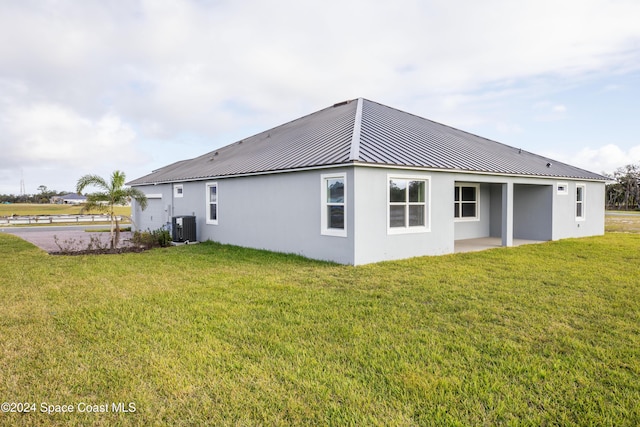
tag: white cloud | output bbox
[0,102,147,193]
[546,144,640,175]
[0,103,140,169]
[531,101,569,122]
[3,0,640,122]
[1,0,640,191]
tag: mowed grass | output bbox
[1,234,639,426]
[0,203,130,217]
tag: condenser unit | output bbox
[172,215,196,243]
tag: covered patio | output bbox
[453,181,553,254]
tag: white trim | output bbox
[454,183,480,222]
[349,98,363,161]
[321,173,347,237]
[145,193,163,199]
[173,184,184,198]
[205,181,218,225]
[387,173,431,235]
[557,182,569,195]
[576,184,586,221]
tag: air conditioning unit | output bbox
[172,215,196,243]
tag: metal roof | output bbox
[128,98,607,185]
[60,193,86,200]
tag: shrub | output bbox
[132,227,172,249]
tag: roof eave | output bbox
[351,162,607,181]
[128,160,607,186]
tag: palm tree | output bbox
[76,170,147,249]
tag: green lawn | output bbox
[1,234,639,426]
[0,203,130,217]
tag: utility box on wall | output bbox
[172,215,196,243]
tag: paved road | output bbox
[1,225,133,253]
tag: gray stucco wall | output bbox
[352,167,454,265]
[489,184,503,237]
[171,181,207,235]
[132,185,172,231]
[198,169,355,264]
[133,170,355,264]
[552,181,605,240]
[513,184,553,241]
[131,168,605,265]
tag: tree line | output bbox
[0,185,72,204]
[605,164,640,210]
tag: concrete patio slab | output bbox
[455,237,545,253]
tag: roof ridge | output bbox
[349,98,364,161]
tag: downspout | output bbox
[169,184,174,233]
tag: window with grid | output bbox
[389,178,428,231]
[321,174,346,237]
[454,185,479,220]
[576,185,585,220]
[206,182,218,225]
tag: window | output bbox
[576,184,585,220]
[206,182,218,225]
[557,182,568,195]
[388,176,429,233]
[174,184,184,198]
[454,184,479,220]
[321,173,346,237]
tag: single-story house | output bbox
[128,98,607,265]
[51,193,87,205]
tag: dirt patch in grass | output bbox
[605,212,640,233]
[49,246,149,256]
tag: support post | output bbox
[501,182,513,247]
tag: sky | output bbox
[1,0,640,195]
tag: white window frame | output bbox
[321,173,347,237]
[576,184,586,221]
[174,184,184,198]
[454,183,480,222]
[387,174,430,235]
[205,182,218,225]
[557,182,568,195]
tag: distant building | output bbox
[52,193,87,205]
